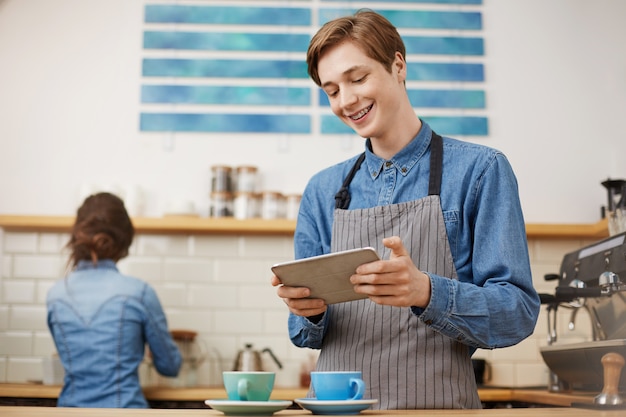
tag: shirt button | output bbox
[385,161,392,168]
[401,167,407,173]
[424,320,433,325]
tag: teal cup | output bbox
[311,371,365,401]
[222,371,275,401]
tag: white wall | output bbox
[1,0,625,223]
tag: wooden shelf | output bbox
[0,215,609,239]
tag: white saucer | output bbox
[295,398,378,415]
[204,399,292,416]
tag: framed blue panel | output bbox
[321,115,487,136]
[406,62,484,82]
[142,58,308,79]
[422,116,488,135]
[320,9,482,30]
[145,5,311,26]
[404,36,483,56]
[318,89,484,109]
[142,85,310,106]
[140,113,311,134]
[323,0,480,3]
[144,31,310,53]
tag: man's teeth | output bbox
[350,105,372,120]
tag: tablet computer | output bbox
[271,247,380,304]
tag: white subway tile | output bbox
[3,232,38,254]
[163,258,213,282]
[13,255,65,279]
[10,306,48,331]
[515,362,549,387]
[214,259,274,284]
[239,285,284,309]
[188,284,238,308]
[491,338,541,362]
[7,357,42,383]
[486,362,515,387]
[2,280,36,303]
[0,331,33,355]
[263,310,290,335]
[0,306,9,330]
[0,357,6,382]
[36,280,55,304]
[193,236,239,257]
[2,255,12,278]
[533,239,586,263]
[118,257,163,283]
[165,308,213,333]
[136,235,190,257]
[153,282,187,308]
[39,233,70,254]
[214,309,264,335]
[33,331,56,356]
[240,236,294,258]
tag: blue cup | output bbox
[311,371,365,401]
[223,371,275,401]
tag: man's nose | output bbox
[339,87,357,109]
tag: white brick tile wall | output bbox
[0,331,33,355]
[188,284,238,309]
[0,306,9,330]
[7,357,42,383]
[10,306,48,331]
[38,233,69,254]
[13,255,65,279]
[214,259,274,284]
[193,236,239,258]
[154,282,187,308]
[118,257,163,283]
[214,310,264,335]
[36,280,55,304]
[33,331,56,356]
[136,235,190,257]
[3,232,38,253]
[0,229,602,388]
[163,258,213,282]
[2,280,36,303]
[0,357,6,382]
[2,255,12,279]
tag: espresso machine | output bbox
[540,231,626,402]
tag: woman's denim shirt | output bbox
[47,260,181,408]
[289,122,540,352]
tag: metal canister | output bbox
[261,191,283,220]
[235,165,258,193]
[210,191,233,217]
[234,192,258,220]
[211,165,233,193]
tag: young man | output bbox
[272,10,539,409]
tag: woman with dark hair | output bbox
[47,192,181,408]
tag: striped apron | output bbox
[314,133,481,409]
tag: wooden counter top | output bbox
[0,215,610,239]
[0,384,598,407]
[0,405,623,417]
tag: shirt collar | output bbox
[75,259,118,272]
[363,121,432,180]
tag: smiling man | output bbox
[271,9,539,410]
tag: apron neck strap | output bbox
[335,152,366,209]
[334,131,444,209]
[428,131,443,196]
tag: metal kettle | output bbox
[233,343,283,371]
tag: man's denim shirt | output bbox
[289,122,540,352]
[47,260,181,408]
